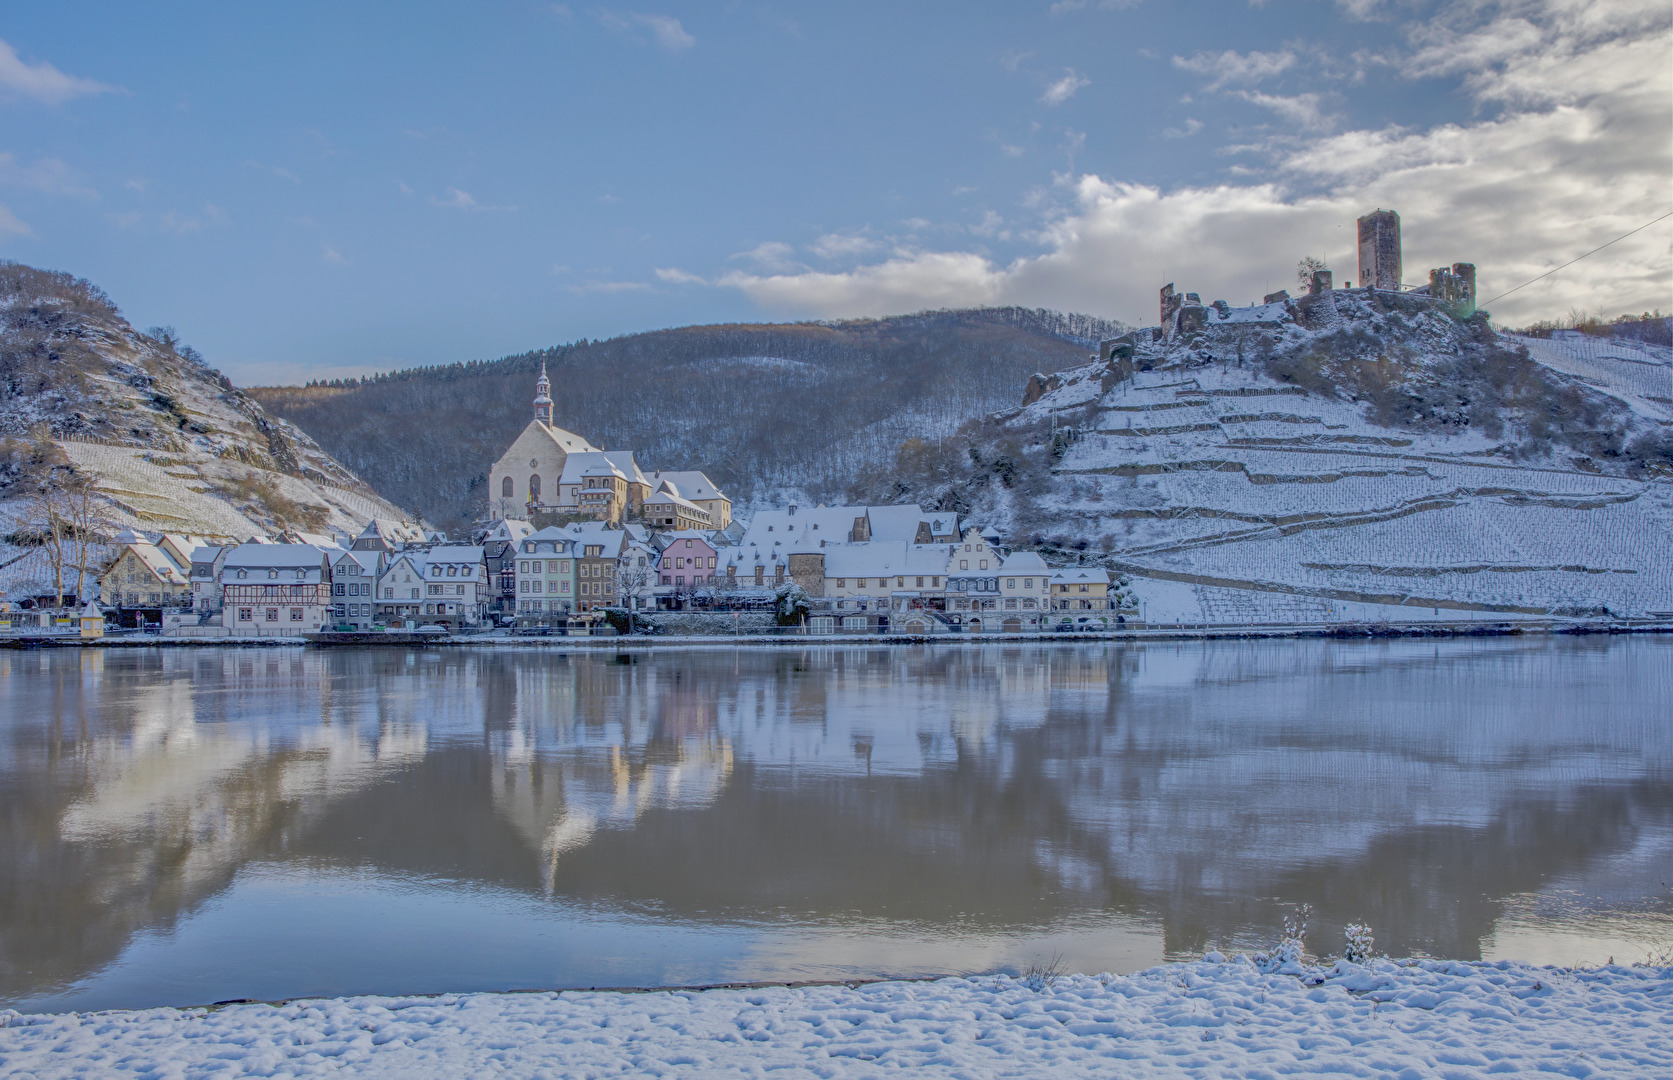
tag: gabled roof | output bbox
[108,541,189,582]
[644,469,726,502]
[527,419,599,455]
[331,549,381,574]
[481,518,535,543]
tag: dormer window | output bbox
[268,569,278,579]
[296,570,305,580]
[237,569,248,580]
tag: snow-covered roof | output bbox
[824,542,949,578]
[559,450,641,486]
[532,421,599,455]
[419,545,484,565]
[520,526,576,554]
[644,469,726,502]
[107,541,188,582]
[331,550,381,574]
[999,551,1050,574]
[482,518,535,543]
[1051,568,1111,584]
[221,543,330,570]
[658,530,718,549]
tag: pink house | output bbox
[657,532,718,587]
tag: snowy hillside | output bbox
[944,290,1673,621]
[251,308,1129,534]
[0,262,412,600]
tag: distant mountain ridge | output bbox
[252,307,1129,533]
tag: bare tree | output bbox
[611,558,655,632]
[24,483,69,607]
[65,475,112,604]
[1296,256,1329,290]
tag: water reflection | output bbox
[1,638,1669,1011]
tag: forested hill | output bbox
[250,307,1127,533]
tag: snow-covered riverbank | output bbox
[3,957,1667,1078]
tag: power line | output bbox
[1480,208,1673,307]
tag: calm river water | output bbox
[2,637,1669,1012]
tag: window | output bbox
[410,588,420,599]
[835,578,845,588]
[529,473,541,501]
[1007,579,1015,588]
[268,569,278,580]
[960,560,968,570]
[239,608,253,621]
[857,578,867,588]
[265,608,279,621]
[916,577,924,587]
[1024,579,1032,588]
[933,577,941,586]
[548,560,561,573]
[429,585,443,596]
[237,569,247,580]
[290,607,303,621]
[447,566,457,577]
[502,476,513,498]
[979,560,988,570]
[383,587,393,598]
[1079,584,1088,593]
[296,570,306,580]
[334,584,345,596]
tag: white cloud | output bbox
[809,232,882,260]
[601,12,695,51]
[432,187,478,210]
[1172,49,1295,91]
[569,280,652,293]
[0,38,117,104]
[0,153,95,196]
[0,202,30,235]
[714,17,1672,327]
[1163,117,1204,139]
[1234,90,1332,130]
[159,204,229,235]
[1040,69,1091,106]
[321,246,347,266]
[734,240,802,272]
[430,186,516,212]
[1000,143,1025,158]
[654,266,706,284]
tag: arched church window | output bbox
[502,476,513,498]
[529,474,541,501]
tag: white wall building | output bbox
[219,544,333,637]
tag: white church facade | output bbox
[487,364,731,528]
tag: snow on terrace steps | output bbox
[1032,360,1672,618]
[0,959,1665,1078]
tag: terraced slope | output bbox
[1006,293,1673,621]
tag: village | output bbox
[0,362,1120,639]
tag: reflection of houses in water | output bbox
[488,659,734,893]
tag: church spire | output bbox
[533,361,553,426]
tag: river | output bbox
[2,637,1668,1012]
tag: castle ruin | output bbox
[1142,208,1476,343]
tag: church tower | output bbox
[533,362,553,426]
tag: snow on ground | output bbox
[0,958,1666,1078]
[1514,331,1673,423]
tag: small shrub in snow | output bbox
[1343,922,1376,963]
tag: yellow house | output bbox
[99,535,192,608]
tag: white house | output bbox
[219,544,333,637]
[376,546,487,629]
[327,549,383,629]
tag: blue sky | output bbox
[1,1,1668,384]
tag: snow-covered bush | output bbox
[1343,922,1376,963]
[774,582,809,626]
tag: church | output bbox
[487,364,731,528]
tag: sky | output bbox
[1,0,1669,385]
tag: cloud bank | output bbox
[706,2,1672,326]
[0,38,117,104]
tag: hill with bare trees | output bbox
[251,308,1126,534]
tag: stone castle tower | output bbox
[1357,209,1402,291]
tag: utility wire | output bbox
[1480,208,1673,307]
